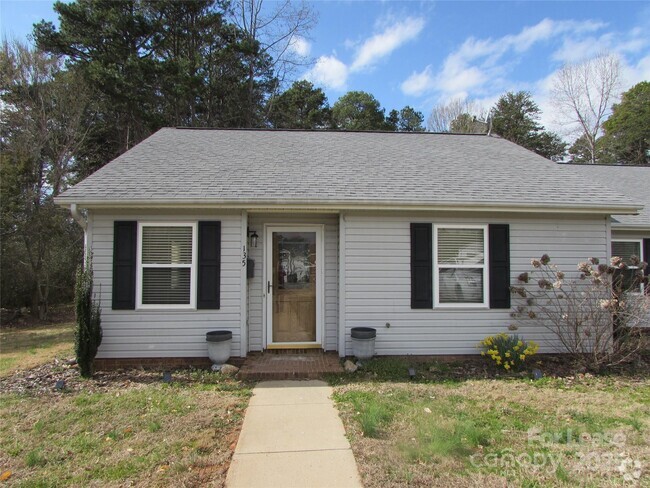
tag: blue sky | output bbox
[2,1,649,133]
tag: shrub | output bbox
[75,255,102,378]
[478,333,539,371]
[511,255,648,371]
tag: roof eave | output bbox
[610,223,650,231]
[54,197,642,216]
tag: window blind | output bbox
[612,241,641,264]
[437,228,485,265]
[142,227,192,264]
[437,228,486,304]
[141,226,193,305]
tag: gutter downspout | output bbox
[70,203,87,231]
[70,203,90,262]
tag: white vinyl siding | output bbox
[90,210,243,358]
[247,213,339,351]
[435,225,487,306]
[343,212,610,355]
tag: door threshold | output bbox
[266,343,322,350]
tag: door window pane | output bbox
[272,231,317,343]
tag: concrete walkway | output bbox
[226,380,363,488]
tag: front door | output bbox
[266,226,323,346]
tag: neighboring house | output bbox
[55,129,645,363]
[560,163,650,307]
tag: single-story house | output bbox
[558,163,649,277]
[55,128,648,364]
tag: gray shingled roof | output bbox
[559,163,650,228]
[57,128,641,213]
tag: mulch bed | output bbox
[338,352,650,384]
[3,351,649,396]
[0,359,227,396]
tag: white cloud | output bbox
[625,54,650,85]
[289,36,311,57]
[350,17,425,72]
[304,15,425,91]
[401,65,435,96]
[304,55,349,90]
[401,18,607,98]
[552,27,649,63]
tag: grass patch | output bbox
[332,363,650,487]
[402,417,490,461]
[0,374,252,486]
[25,449,47,468]
[335,390,397,437]
[0,323,74,376]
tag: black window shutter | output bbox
[489,224,510,309]
[197,221,221,309]
[410,223,433,309]
[112,221,137,310]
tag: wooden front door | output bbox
[267,227,321,345]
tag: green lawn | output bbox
[331,358,649,487]
[0,323,252,486]
[0,372,251,486]
[0,323,75,376]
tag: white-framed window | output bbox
[137,222,197,309]
[434,225,488,307]
[611,239,644,293]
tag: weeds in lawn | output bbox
[402,418,491,461]
[334,390,398,438]
[25,449,47,468]
[332,362,650,487]
[0,373,252,486]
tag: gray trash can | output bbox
[206,331,232,369]
[351,327,376,360]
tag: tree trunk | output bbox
[30,282,49,321]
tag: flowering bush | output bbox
[510,254,648,371]
[478,333,539,371]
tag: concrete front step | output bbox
[237,352,343,380]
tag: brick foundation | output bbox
[94,356,245,371]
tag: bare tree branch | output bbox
[551,53,621,164]
[427,98,488,133]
